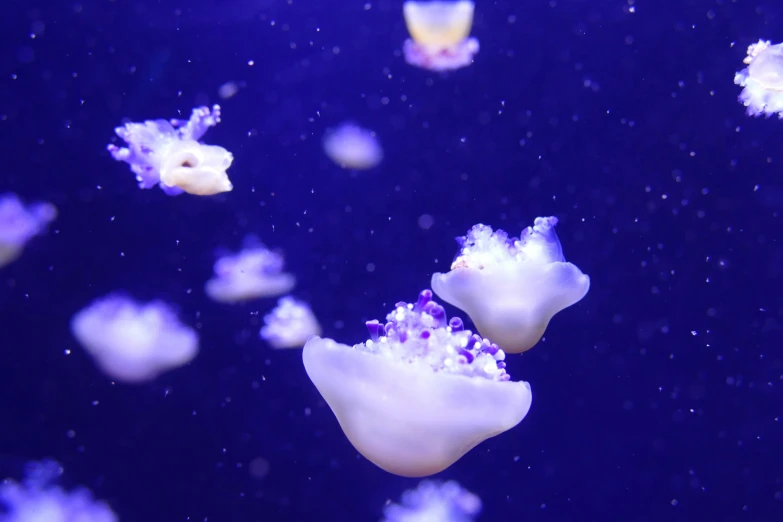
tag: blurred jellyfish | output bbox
[322,123,383,170]
[734,40,783,118]
[107,105,234,196]
[382,480,482,522]
[259,296,321,349]
[0,460,118,522]
[205,243,295,303]
[0,194,56,269]
[70,294,199,383]
[302,289,532,477]
[402,1,479,72]
[431,217,590,354]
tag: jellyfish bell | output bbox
[259,296,321,349]
[734,40,783,118]
[0,194,57,269]
[402,1,479,71]
[302,290,532,478]
[159,140,234,195]
[431,217,590,354]
[205,244,296,303]
[322,123,383,170]
[383,480,482,522]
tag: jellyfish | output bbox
[107,104,234,196]
[402,1,480,72]
[0,194,56,269]
[204,243,296,303]
[734,40,783,118]
[259,296,321,349]
[302,289,532,477]
[322,123,383,170]
[70,294,199,383]
[431,217,590,354]
[382,480,482,522]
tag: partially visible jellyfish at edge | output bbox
[205,242,296,303]
[734,40,783,118]
[0,193,57,269]
[402,1,479,72]
[322,122,383,170]
[259,296,322,349]
[382,480,482,522]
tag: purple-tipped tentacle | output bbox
[366,320,384,342]
[449,317,464,332]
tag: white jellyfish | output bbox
[0,194,56,269]
[259,296,321,349]
[431,217,590,354]
[205,243,296,303]
[107,105,234,196]
[302,290,532,478]
[734,40,783,118]
[70,294,199,383]
[402,1,480,72]
[322,122,383,170]
[382,480,482,522]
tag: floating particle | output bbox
[0,193,56,269]
[431,217,590,353]
[107,105,234,196]
[248,457,270,479]
[302,289,532,477]
[382,480,482,522]
[259,296,321,349]
[402,1,479,72]
[322,122,383,170]
[218,81,240,99]
[205,242,296,303]
[734,40,783,118]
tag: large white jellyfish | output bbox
[259,296,321,349]
[382,480,482,522]
[0,194,56,269]
[0,460,118,522]
[402,1,480,72]
[204,243,296,303]
[734,40,783,118]
[302,290,532,477]
[107,105,234,196]
[70,294,199,383]
[322,123,383,170]
[431,217,590,354]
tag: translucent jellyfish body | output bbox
[0,194,56,269]
[205,244,296,303]
[431,217,590,354]
[383,480,482,522]
[71,294,199,383]
[322,123,383,170]
[302,290,532,477]
[734,40,783,118]
[259,296,321,349]
[107,105,234,195]
[402,1,479,72]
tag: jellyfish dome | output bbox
[259,296,322,349]
[402,1,480,72]
[0,193,57,269]
[431,217,590,354]
[107,105,234,196]
[302,289,532,477]
[382,480,482,522]
[734,40,783,118]
[205,243,296,303]
[322,122,383,170]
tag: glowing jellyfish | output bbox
[70,294,199,383]
[382,480,482,522]
[259,296,321,349]
[431,217,590,354]
[402,1,479,72]
[205,243,296,303]
[322,123,383,170]
[302,290,532,477]
[0,194,56,269]
[734,40,783,118]
[107,105,234,196]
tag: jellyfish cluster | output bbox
[734,39,783,118]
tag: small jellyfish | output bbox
[259,296,322,349]
[70,294,199,383]
[431,217,590,354]
[382,480,482,522]
[734,40,783,118]
[302,290,532,477]
[205,244,296,303]
[107,105,234,196]
[0,193,56,269]
[322,122,383,170]
[402,1,480,72]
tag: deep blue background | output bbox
[1,0,782,521]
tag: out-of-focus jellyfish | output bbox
[382,480,482,522]
[322,123,383,170]
[259,296,321,349]
[302,290,532,477]
[402,1,479,72]
[431,217,589,354]
[205,243,296,303]
[0,460,118,522]
[107,105,234,196]
[734,40,783,118]
[0,194,56,269]
[70,294,199,383]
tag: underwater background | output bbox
[1,0,782,521]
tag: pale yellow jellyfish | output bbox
[0,194,56,269]
[259,296,322,349]
[322,123,383,170]
[205,243,296,303]
[302,290,532,477]
[431,217,590,354]
[402,1,480,72]
[734,40,783,118]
